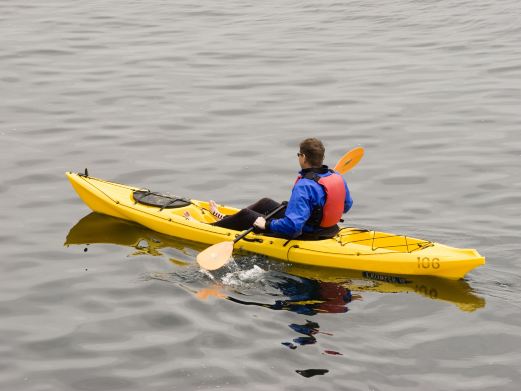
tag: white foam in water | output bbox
[221,265,266,287]
[199,268,216,281]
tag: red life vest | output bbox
[295,170,346,228]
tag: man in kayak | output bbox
[186,138,353,239]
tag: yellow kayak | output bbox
[65,171,485,279]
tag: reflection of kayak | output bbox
[65,209,206,259]
[66,172,485,279]
[65,212,485,311]
[284,264,485,312]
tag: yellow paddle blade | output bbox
[196,241,234,270]
[333,147,364,174]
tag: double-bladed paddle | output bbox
[196,146,364,270]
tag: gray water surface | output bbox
[1,1,521,390]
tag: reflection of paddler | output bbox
[264,277,357,315]
[196,278,360,316]
[315,282,361,313]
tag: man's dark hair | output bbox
[299,138,325,167]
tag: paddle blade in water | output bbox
[196,241,234,270]
[334,147,364,174]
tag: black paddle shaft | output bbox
[233,203,287,244]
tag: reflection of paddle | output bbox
[197,147,364,271]
[195,285,227,300]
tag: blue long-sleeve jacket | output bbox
[267,167,353,238]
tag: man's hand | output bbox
[253,217,266,230]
